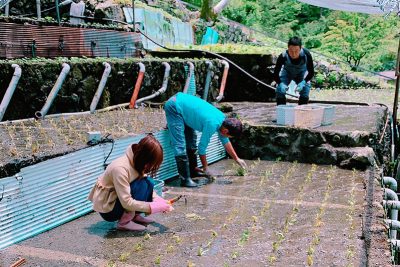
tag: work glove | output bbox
[278,82,288,92]
[236,158,248,170]
[296,80,306,92]
[149,198,174,214]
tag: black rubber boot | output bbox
[298,96,309,105]
[175,155,198,187]
[188,149,203,178]
[276,97,287,106]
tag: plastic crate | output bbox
[276,104,296,126]
[294,105,324,128]
[311,104,336,126]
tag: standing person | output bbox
[88,134,173,231]
[273,36,315,105]
[164,92,247,188]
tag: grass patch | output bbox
[312,88,396,114]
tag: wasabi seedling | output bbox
[197,246,205,256]
[167,245,174,253]
[134,243,143,252]
[154,255,161,265]
[236,166,246,176]
[173,235,182,244]
[144,233,152,240]
[268,255,276,263]
[119,252,130,262]
[307,255,313,266]
[231,251,238,259]
[105,260,116,267]
[211,230,218,238]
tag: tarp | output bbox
[297,0,399,15]
[201,27,219,45]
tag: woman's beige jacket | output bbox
[88,146,151,213]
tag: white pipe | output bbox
[183,61,194,94]
[0,64,22,121]
[384,188,399,239]
[216,60,229,102]
[5,3,9,16]
[136,62,170,106]
[90,62,111,113]
[35,63,70,119]
[213,0,230,14]
[202,60,213,100]
[0,118,35,125]
[385,220,400,242]
[391,239,400,251]
[60,0,73,6]
[95,62,170,111]
[36,0,41,19]
[95,103,129,113]
[44,111,90,118]
[383,200,400,210]
[383,176,398,191]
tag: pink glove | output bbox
[149,198,174,214]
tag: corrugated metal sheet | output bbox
[0,22,142,59]
[0,129,225,250]
[123,7,193,50]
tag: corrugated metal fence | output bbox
[0,22,142,59]
[0,129,225,250]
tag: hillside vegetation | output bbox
[186,0,399,72]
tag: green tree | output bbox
[222,0,261,27]
[322,14,386,68]
[200,0,215,21]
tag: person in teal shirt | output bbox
[164,92,247,187]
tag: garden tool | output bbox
[167,195,183,205]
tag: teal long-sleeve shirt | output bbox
[175,93,229,155]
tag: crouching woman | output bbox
[88,134,173,231]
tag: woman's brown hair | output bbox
[131,134,163,178]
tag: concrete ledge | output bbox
[229,102,388,170]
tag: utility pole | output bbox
[132,0,135,30]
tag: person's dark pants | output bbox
[99,178,154,222]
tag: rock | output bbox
[306,144,337,165]
[339,147,375,170]
[95,0,125,23]
[217,103,233,113]
[271,133,290,147]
